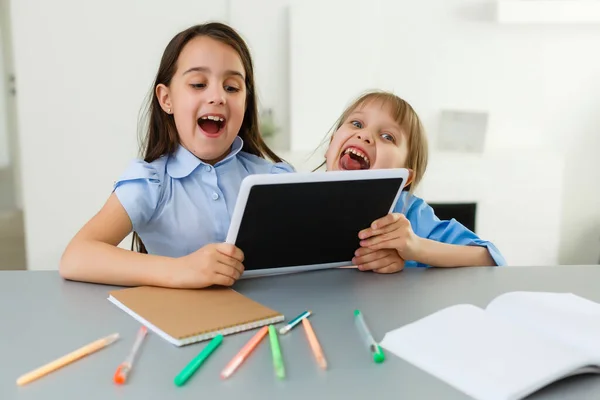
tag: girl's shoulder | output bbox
[391,192,442,229]
[115,156,169,186]
[112,156,169,232]
[236,151,296,174]
[392,191,429,215]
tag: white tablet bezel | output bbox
[226,168,410,278]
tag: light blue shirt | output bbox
[395,191,506,267]
[113,136,294,257]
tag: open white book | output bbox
[380,291,600,400]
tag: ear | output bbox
[405,168,415,186]
[155,84,172,114]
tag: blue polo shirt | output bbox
[113,136,294,257]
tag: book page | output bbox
[485,291,600,360]
[380,304,594,400]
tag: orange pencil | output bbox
[220,326,268,379]
[16,333,120,386]
[302,317,327,369]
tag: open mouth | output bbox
[197,114,226,136]
[339,146,371,170]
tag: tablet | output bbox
[225,168,410,278]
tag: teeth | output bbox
[344,147,369,164]
[200,115,225,122]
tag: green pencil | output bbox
[174,334,223,386]
[268,325,285,379]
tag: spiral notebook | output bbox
[108,286,284,346]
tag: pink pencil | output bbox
[220,326,269,379]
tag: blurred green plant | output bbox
[259,108,278,139]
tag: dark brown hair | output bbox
[132,22,282,253]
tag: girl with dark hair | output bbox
[60,22,293,288]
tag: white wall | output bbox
[544,34,600,264]
[10,0,230,269]
[289,0,550,154]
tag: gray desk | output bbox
[1,266,599,400]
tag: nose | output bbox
[207,86,226,105]
[357,132,373,145]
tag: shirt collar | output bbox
[166,136,244,178]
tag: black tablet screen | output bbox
[234,177,404,270]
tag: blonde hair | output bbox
[317,90,429,195]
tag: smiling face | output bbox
[155,36,246,164]
[325,99,410,172]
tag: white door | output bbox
[0,0,21,212]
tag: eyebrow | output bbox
[182,66,245,79]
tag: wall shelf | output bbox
[497,0,600,24]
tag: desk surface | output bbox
[1,266,599,400]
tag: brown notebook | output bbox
[108,286,284,346]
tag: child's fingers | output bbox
[371,213,402,230]
[215,260,243,281]
[357,253,397,271]
[216,243,245,262]
[354,246,378,257]
[358,215,396,239]
[359,214,407,239]
[212,271,236,286]
[216,253,245,275]
[363,238,397,251]
[373,261,404,274]
[357,227,374,240]
[358,223,398,240]
[352,249,389,266]
[360,230,400,248]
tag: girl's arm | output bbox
[411,236,496,267]
[406,198,505,267]
[59,193,183,287]
[61,193,244,288]
[358,193,506,268]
